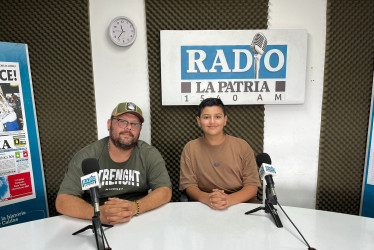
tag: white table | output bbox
[1,202,373,250]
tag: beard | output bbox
[109,127,139,151]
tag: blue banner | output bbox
[0,42,48,227]
[361,72,374,218]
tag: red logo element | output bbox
[8,172,33,199]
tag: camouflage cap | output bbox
[111,102,144,123]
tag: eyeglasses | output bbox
[112,118,142,130]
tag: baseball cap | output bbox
[111,102,144,123]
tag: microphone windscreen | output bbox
[82,158,100,175]
[256,153,272,167]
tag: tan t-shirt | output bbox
[179,135,261,194]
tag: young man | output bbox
[179,98,260,210]
[56,102,172,225]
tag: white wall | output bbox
[266,0,326,208]
[90,0,150,143]
[89,0,327,209]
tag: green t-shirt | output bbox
[58,137,171,204]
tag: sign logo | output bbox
[81,172,100,190]
[181,45,287,80]
[259,163,277,180]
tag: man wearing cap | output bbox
[56,102,172,225]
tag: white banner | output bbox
[161,30,308,105]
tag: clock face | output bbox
[109,16,137,46]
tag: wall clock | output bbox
[108,16,137,47]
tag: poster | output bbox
[160,30,307,105]
[0,42,48,227]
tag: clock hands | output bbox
[117,25,124,39]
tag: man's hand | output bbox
[209,189,230,210]
[102,197,137,225]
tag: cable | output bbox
[277,201,316,250]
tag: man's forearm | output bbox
[137,186,172,214]
[56,187,172,223]
[55,193,95,220]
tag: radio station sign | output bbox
[160,30,308,105]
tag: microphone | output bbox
[250,33,267,79]
[249,154,316,249]
[246,153,282,228]
[256,152,278,205]
[79,158,112,250]
[81,158,101,216]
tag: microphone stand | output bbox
[72,212,113,250]
[245,187,316,250]
[245,185,283,228]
